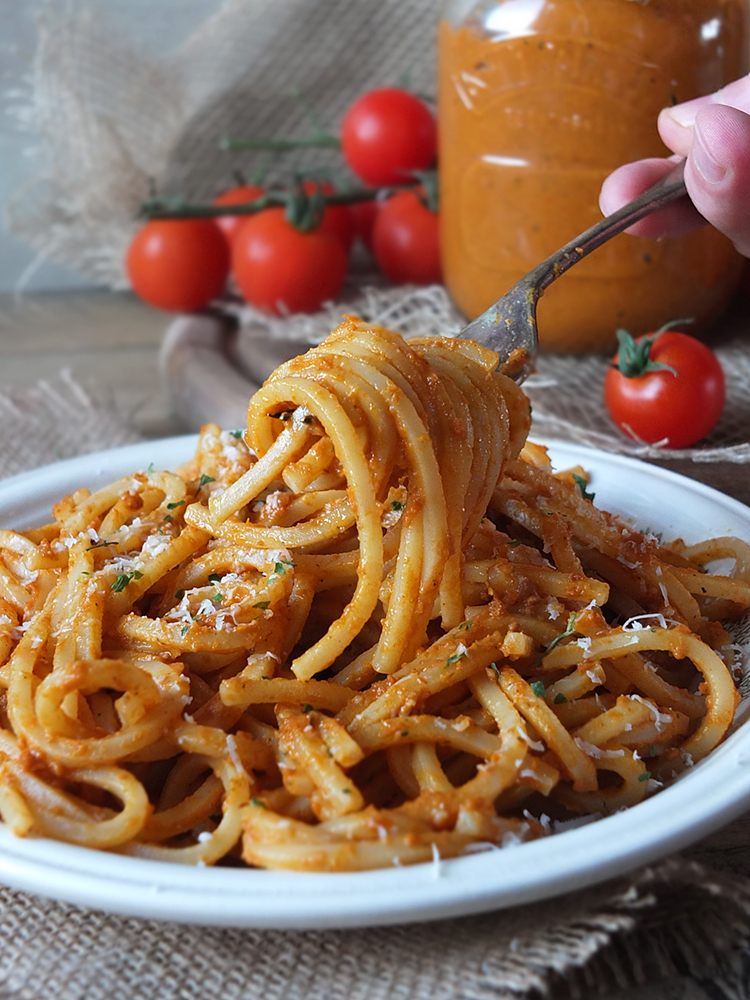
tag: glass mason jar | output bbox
[438,0,748,352]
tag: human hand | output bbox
[599,73,750,257]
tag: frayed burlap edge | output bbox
[0,370,143,480]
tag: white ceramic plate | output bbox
[1,436,750,929]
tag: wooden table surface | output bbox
[0,288,183,440]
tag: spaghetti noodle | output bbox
[0,317,748,870]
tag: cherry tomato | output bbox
[213,184,265,245]
[302,180,355,253]
[232,208,348,315]
[341,87,437,187]
[126,219,230,313]
[371,190,441,285]
[604,325,725,448]
[349,198,382,250]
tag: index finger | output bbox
[599,157,706,239]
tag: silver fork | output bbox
[459,159,688,382]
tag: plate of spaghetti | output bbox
[1,317,750,928]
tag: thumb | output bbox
[681,104,750,256]
[657,72,750,154]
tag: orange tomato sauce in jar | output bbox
[438,0,748,352]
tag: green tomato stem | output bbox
[412,169,439,214]
[220,132,341,153]
[612,326,684,379]
[140,181,420,222]
[284,179,326,233]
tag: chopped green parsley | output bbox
[194,474,216,495]
[111,570,144,592]
[446,647,467,665]
[537,612,578,663]
[572,473,595,502]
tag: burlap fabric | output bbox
[0,371,142,478]
[0,856,747,1000]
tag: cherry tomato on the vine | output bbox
[603,324,725,449]
[126,219,230,313]
[372,190,442,285]
[232,208,348,315]
[341,87,437,187]
[349,198,382,251]
[302,180,355,253]
[213,184,265,245]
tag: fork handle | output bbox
[533,159,688,294]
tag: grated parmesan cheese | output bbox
[516,725,545,752]
[574,738,625,760]
[629,693,672,731]
[225,734,249,779]
[622,613,672,631]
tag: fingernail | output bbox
[692,122,727,185]
[663,104,696,128]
